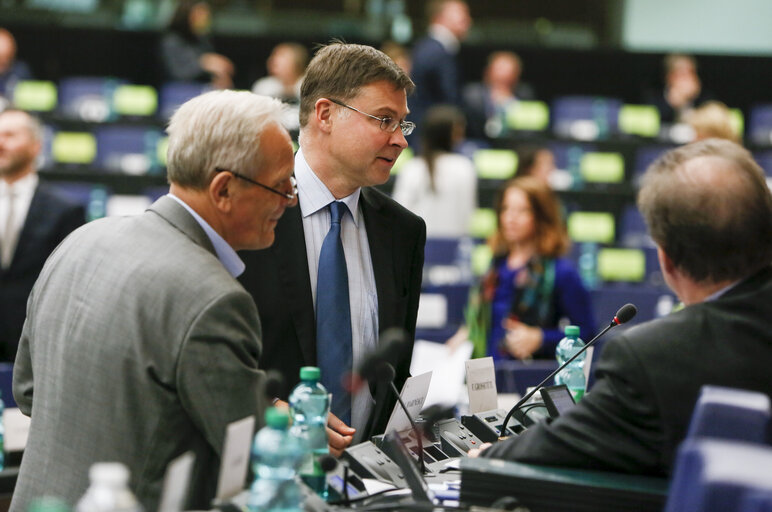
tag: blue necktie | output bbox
[316,201,353,425]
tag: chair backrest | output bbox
[58,76,126,122]
[95,124,164,175]
[665,439,772,512]
[686,385,771,444]
[158,81,209,121]
[551,95,623,140]
[749,104,772,146]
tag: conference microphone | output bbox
[499,303,637,437]
[345,327,409,393]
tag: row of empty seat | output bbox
[9,77,772,146]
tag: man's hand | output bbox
[468,442,492,458]
[327,413,356,457]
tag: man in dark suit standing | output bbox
[410,0,472,146]
[239,42,426,455]
[473,139,772,476]
[0,109,85,361]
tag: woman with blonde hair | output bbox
[464,177,596,359]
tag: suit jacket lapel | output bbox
[361,188,394,335]
[273,205,317,365]
[10,185,47,273]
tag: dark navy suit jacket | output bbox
[238,186,425,440]
[0,181,85,361]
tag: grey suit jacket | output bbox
[12,196,267,511]
[482,265,772,476]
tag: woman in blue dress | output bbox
[466,177,596,360]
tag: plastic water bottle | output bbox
[555,325,587,401]
[578,242,599,290]
[0,388,4,471]
[247,407,304,512]
[75,462,143,512]
[289,366,330,498]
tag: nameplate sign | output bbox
[385,371,432,434]
[466,357,498,413]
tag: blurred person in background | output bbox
[0,28,32,102]
[453,177,595,360]
[410,0,472,146]
[686,101,740,144]
[160,0,234,90]
[463,51,535,140]
[516,146,557,186]
[251,42,308,103]
[381,40,412,76]
[0,109,84,362]
[251,42,308,131]
[645,53,713,124]
[392,105,476,238]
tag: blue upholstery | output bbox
[665,439,772,512]
[95,125,164,175]
[158,81,209,120]
[0,362,15,408]
[749,104,772,146]
[551,96,623,140]
[686,385,771,444]
[58,76,125,122]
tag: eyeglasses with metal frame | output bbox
[214,167,297,200]
[327,98,416,136]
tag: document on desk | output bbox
[384,371,432,433]
[410,339,473,408]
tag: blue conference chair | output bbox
[58,76,126,122]
[158,81,209,121]
[551,96,623,140]
[665,439,772,512]
[741,489,772,512]
[95,125,164,175]
[749,103,772,146]
[686,385,771,444]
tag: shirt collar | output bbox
[429,24,460,54]
[0,172,38,197]
[294,148,362,226]
[167,193,246,278]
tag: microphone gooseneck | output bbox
[499,304,637,438]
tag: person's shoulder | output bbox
[363,187,425,227]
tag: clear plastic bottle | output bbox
[74,463,143,512]
[555,325,587,401]
[247,408,304,512]
[288,366,330,498]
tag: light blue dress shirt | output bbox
[167,194,246,278]
[295,149,379,440]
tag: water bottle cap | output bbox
[564,325,580,337]
[89,462,130,486]
[299,366,321,381]
[265,407,290,429]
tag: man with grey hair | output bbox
[0,108,84,362]
[239,42,426,454]
[472,138,772,477]
[12,90,296,511]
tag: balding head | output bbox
[638,139,772,284]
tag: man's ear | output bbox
[315,97,334,134]
[209,171,234,212]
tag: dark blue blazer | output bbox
[238,186,426,440]
[410,35,460,144]
[0,181,86,361]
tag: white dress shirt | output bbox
[0,172,38,268]
[295,148,378,440]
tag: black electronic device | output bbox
[461,409,527,444]
[540,384,576,418]
[499,303,638,437]
[341,441,407,488]
[383,431,436,505]
[434,417,487,457]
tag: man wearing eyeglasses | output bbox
[12,90,296,512]
[240,42,426,455]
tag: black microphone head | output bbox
[614,303,637,325]
[263,370,285,400]
[375,361,396,383]
[319,454,338,473]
